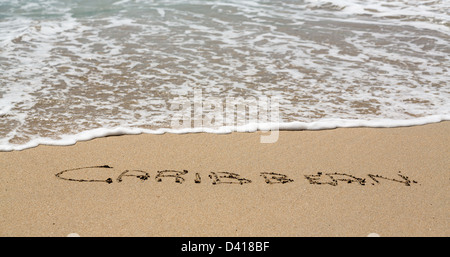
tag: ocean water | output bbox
[0,0,449,151]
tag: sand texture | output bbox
[1,122,449,237]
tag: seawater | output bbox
[0,0,449,151]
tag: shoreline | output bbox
[1,121,449,236]
[2,115,450,152]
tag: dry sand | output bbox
[1,122,449,237]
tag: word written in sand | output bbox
[55,165,418,186]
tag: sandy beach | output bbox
[0,121,449,237]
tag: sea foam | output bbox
[0,0,449,151]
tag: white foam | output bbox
[0,0,449,152]
[304,0,450,33]
[1,115,449,152]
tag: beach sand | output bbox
[1,122,449,237]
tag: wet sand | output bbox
[0,122,449,236]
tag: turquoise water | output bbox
[0,0,449,150]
